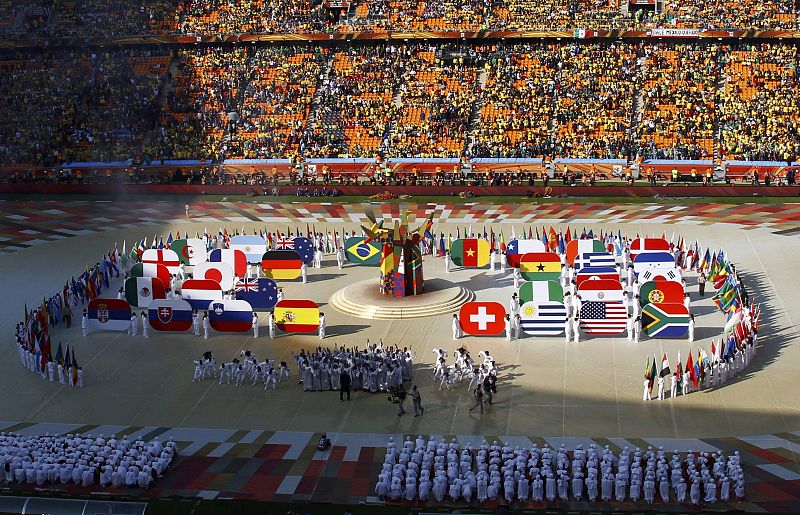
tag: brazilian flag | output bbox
[345,237,382,266]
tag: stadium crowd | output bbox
[0,0,797,37]
[0,41,799,167]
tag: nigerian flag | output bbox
[518,280,563,305]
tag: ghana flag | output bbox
[641,302,690,338]
[519,252,561,281]
[518,280,563,304]
[450,238,490,267]
[345,237,382,266]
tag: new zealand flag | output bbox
[235,277,279,310]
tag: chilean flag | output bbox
[210,248,248,277]
[208,299,253,333]
[148,299,193,332]
[141,248,181,274]
[181,279,223,310]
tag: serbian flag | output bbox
[181,279,224,310]
[210,248,248,277]
[274,299,320,333]
[87,298,132,332]
[208,299,253,333]
[141,248,181,274]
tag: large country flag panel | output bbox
[459,301,506,335]
[450,238,490,267]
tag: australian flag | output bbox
[293,236,315,265]
[235,278,278,310]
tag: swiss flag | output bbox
[459,301,506,336]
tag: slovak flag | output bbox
[208,299,253,333]
[148,299,193,332]
[209,248,248,277]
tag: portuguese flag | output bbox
[450,238,490,267]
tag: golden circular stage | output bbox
[330,277,475,320]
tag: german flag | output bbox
[261,250,302,280]
[274,299,319,333]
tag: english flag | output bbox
[141,248,181,274]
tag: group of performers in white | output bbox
[376,437,745,504]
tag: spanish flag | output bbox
[274,300,319,333]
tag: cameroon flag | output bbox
[450,238,490,267]
[519,252,561,281]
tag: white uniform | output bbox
[301,263,307,283]
[504,318,511,341]
[688,318,695,342]
[252,314,259,338]
[452,317,460,340]
[564,318,572,342]
[82,314,88,336]
[509,295,519,315]
[573,318,580,343]
[192,313,200,336]
[657,376,665,400]
[643,379,651,401]
[336,248,345,269]
[445,253,451,273]
[130,314,137,336]
[141,314,149,339]
[319,314,326,339]
[203,316,210,339]
[313,249,322,268]
[268,315,276,339]
[489,252,496,271]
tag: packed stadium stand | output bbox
[0,1,798,182]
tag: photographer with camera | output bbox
[389,384,407,416]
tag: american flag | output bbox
[275,237,295,250]
[579,301,628,335]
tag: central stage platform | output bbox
[330,278,474,320]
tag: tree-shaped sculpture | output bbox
[362,205,434,297]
